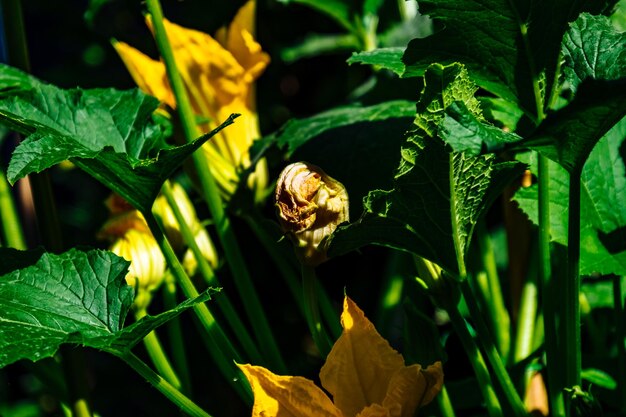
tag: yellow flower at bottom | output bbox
[239,297,443,417]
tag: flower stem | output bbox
[162,274,192,394]
[437,385,457,417]
[144,0,285,373]
[613,275,626,414]
[537,154,564,417]
[142,210,251,402]
[243,213,341,339]
[135,308,182,390]
[447,306,503,417]
[461,281,528,417]
[476,222,510,360]
[563,170,582,411]
[302,265,333,357]
[0,166,26,249]
[120,352,212,417]
[160,182,263,364]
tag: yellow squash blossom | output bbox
[114,0,270,200]
[239,297,444,417]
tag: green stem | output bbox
[0,167,26,249]
[613,275,626,414]
[243,214,341,340]
[160,182,262,364]
[461,281,528,417]
[135,308,182,390]
[437,385,457,417]
[513,243,539,364]
[302,265,333,357]
[162,274,192,394]
[538,154,564,417]
[145,0,285,373]
[477,222,510,360]
[143,211,251,402]
[447,306,503,417]
[120,352,211,417]
[563,171,582,397]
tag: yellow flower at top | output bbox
[114,0,270,199]
[239,297,444,417]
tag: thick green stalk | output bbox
[143,211,251,401]
[476,222,510,360]
[120,352,211,417]
[243,214,341,339]
[160,182,262,364]
[513,275,537,364]
[537,154,564,417]
[0,167,26,249]
[613,275,626,414]
[461,281,528,417]
[162,275,192,394]
[144,0,285,372]
[563,171,582,401]
[302,265,333,356]
[135,308,182,390]
[437,385,457,417]
[447,306,503,417]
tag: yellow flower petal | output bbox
[238,364,343,417]
[381,363,444,417]
[112,41,174,108]
[320,297,405,417]
[355,404,391,417]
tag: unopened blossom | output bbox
[239,296,444,417]
[275,162,349,265]
[113,0,269,200]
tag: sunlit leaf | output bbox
[329,64,525,275]
[348,48,405,75]
[0,64,236,213]
[282,33,360,63]
[0,248,213,368]
[514,116,626,276]
[402,0,611,117]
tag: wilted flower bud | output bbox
[110,229,167,310]
[275,162,349,266]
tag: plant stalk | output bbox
[135,308,182,390]
[447,306,503,417]
[0,166,26,249]
[160,181,263,364]
[120,352,212,417]
[162,274,192,394]
[613,275,626,414]
[144,0,285,373]
[302,264,333,357]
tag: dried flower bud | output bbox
[275,162,349,266]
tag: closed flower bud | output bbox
[275,162,349,266]
[110,229,166,310]
[183,228,219,275]
[153,182,201,251]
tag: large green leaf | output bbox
[562,13,626,93]
[514,116,626,276]
[0,248,213,367]
[0,64,237,213]
[402,0,611,118]
[329,63,525,275]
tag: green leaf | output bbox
[524,80,626,173]
[581,368,617,390]
[281,33,360,63]
[261,100,415,156]
[478,97,525,130]
[329,64,525,275]
[514,116,626,275]
[438,101,522,156]
[402,0,605,118]
[278,0,359,32]
[348,48,405,75]
[0,248,213,368]
[562,13,626,93]
[0,64,236,213]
